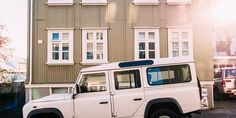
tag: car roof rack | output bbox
[118,60,154,67]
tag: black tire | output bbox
[214,87,223,101]
[150,108,179,118]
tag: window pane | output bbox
[62,43,69,51]
[139,51,145,59]
[182,51,189,56]
[62,52,69,60]
[149,51,155,59]
[87,52,93,59]
[147,65,191,85]
[147,67,169,85]
[139,42,145,50]
[52,43,59,51]
[182,32,188,39]
[96,32,103,40]
[182,42,189,50]
[114,70,141,90]
[87,43,93,50]
[172,32,179,39]
[52,88,68,94]
[97,43,103,50]
[148,32,155,39]
[138,32,145,39]
[172,42,179,50]
[149,42,155,50]
[52,33,59,41]
[52,52,59,60]
[62,33,69,40]
[79,73,106,93]
[173,51,179,57]
[87,32,93,40]
[96,51,103,60]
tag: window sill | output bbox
[46,61,74,66]
[167,2,192,5]
[81,61,109,66]
[46,2,75,6]
[132,2,159,5]
[80,2,108,6]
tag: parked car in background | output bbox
[214,68,236,100]
[0,73,26,118]
[23,59,201,118]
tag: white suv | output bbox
[23,58,201,118]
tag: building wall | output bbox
[30,0,213,84]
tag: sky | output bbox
[0,0,27,59]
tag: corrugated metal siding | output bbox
[192,0,213,80]
[47,6,74,28]
[31,0,213,84]
[166,5,192,26]
[133,6,160,27]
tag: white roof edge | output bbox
[80,57,194,72]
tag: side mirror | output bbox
[72,84,80,99]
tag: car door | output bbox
[224,69,236,89]
[74,71,112,118]
[110,68,145,117]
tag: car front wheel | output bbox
[150,108,179,118]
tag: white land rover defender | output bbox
[23,58,202,118]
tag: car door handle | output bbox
[99,101,108,104]
[133,98,142,101]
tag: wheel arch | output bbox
[27,108,64,118]
[144,98,183,118]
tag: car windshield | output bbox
[225,69,236,78]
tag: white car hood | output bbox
[31,94,72,103]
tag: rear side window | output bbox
[214,70,222,78]
[147,65,191,85]
[225,69,236,78]
[114,70,141,90]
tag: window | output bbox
[47,30,73,65]
[168,29,193,58]
[79,73,107,93]
[167,0,191,4]
[81,0,108,5]
[47,0,74,5]
[214,71,222,79]
[133,0,159,5]
[135,29,160,60]
[51,87,68,94]
[114,70,141,90]
[147,65,191,85]
[225,69,236,78]
[82,29,108,64]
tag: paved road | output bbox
[193,98,236,118]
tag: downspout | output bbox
[27,0,33,101]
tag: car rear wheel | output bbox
[150,108,179,118]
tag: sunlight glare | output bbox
[212,0,236,23]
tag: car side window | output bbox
[78,73,106,93]
[114,70,141,90]
[214,71,222,78]
[147,65,191,85]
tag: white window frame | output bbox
[168,28,193,58]
[82,28,108,65]
[134,28,160,60]
[133,0,159,5]
[81,0,108,5]
[167,0,192,5]
[47,29,74,65]
[47,0,75,6]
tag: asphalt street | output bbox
[193,98,236,118]
[2,98,236,118]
